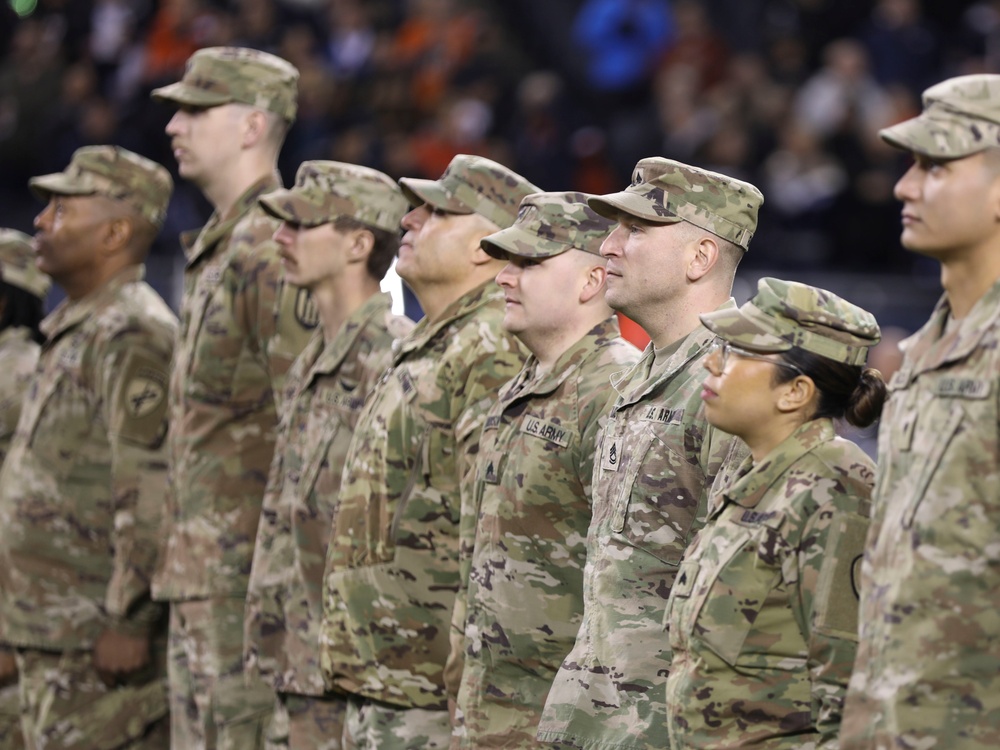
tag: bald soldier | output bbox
[150,48,315,749]
[320,155,537,749]
[840,75,1000,749]
[0,230,49,750]
[244,161,414,750]
[538,158,761,749]
[449,192,639,748]
[0,146,177,749]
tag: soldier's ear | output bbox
[241,109,268,149]
[580,263,607,304]
[686,235,719,282]
[776,374,816,415]
[102,216,133,256]
[348,228,374,264]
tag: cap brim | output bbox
[259,190,327,227]
[150,82,231,109]
[699,307,789,352]
[480,224,570,260]
[28,173,96,202]
[398,178,473,214]
[880,111,989,159]
[588,191,684,225]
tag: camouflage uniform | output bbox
[0,230,49,750]
[537,158,762,749]
[666,279,881,749]
[449,192,639,748]
[244,161,413,749]
[320,156,538,749]
[0,229,50,465]
[149,48,315,749]
[0,147,177,748]
[839,75,1000,750]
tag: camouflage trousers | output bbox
[0,684,23,749]
[167,599,274,750]
[14,649,169,750]
[451,660,547,749]
[264,691,346,750]
[343,697,449,750]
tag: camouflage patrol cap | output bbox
[152,46,299,122]
[0,228,50,299]
[880,74,1000,159]
[398,154,541,229]
[589,157,763,250]
[700,277,880,367]
[480,191,614,260]
[29,145,173,227]
[260,160,408,233]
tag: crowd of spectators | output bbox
[0,0,997,280]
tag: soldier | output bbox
[450,192,640,748]
[537,157,762,748]
[149,47,315,749]
[243,160,414,750]
[319,154,537,749]
[0,145,177,748]
[0,229,49,464]
[840,75,1000,749]
[665,278,885,749]
[0,230,49,750]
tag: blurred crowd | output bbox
[0,0,997,274]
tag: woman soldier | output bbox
[664,277,885,749]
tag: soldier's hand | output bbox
[0,650,17,688]
[92,629,151,687]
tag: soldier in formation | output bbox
[0,145,177,749]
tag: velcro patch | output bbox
[115,355,169,448]
[601,438,620,472]
[934,377,990,399]
[641,406,685,424]
[294,287,320,329]
[520,416,570,447]
[813,512,869,640]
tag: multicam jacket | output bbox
[840,282,1000,750]
[320,281,527,711]
[245,293,413,696]
[0,266,176,648]
[0,327,41,464]
[666,419,873,750]
[453,316,639,749]
[153,174,316,600]
[538,305,747,750]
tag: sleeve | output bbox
[794,500,869,750]
[99,327,174,635]
[230,228,317,405]
[444,332,527,701]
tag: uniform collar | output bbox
[183,172,282,264]
[395,280,502,360]
[893,278,1000,386]
[499,315,623,404]
[718,418,836,512]
[40,265,145,342]
[612,297,737,407]
[303,292,394,386]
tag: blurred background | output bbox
[1,0,994,341]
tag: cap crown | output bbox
[880,74,1000,158]
[399,155,540,229]
[0,228,50,299]
[589,157,763,250]
[152,46,299,121]
[704,277,881,366]
[260,161,408,232]
[29,146,173,227]
[481,191,614,259]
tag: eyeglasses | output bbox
[708,340,804,375]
